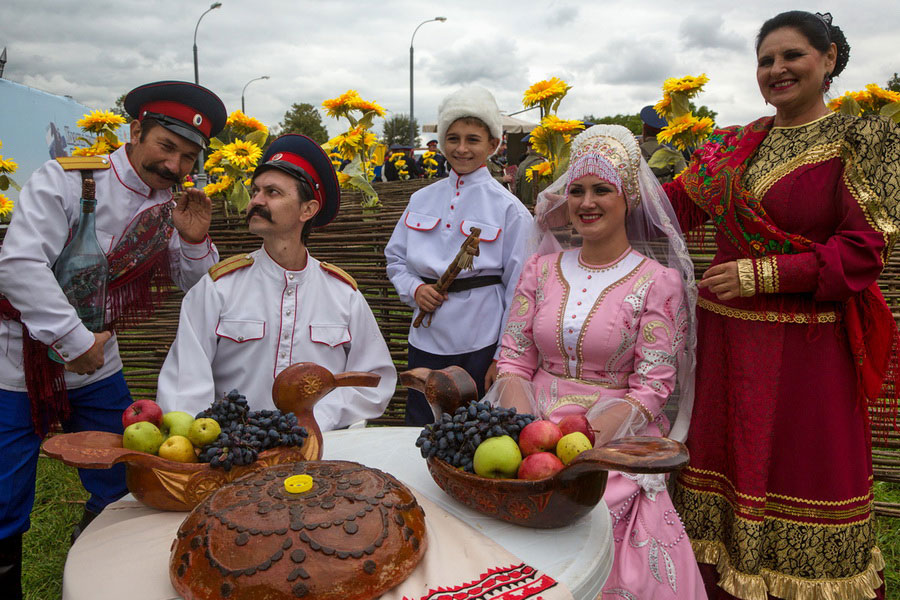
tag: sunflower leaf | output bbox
[0,176,8,191]
[880,102,900,123]
[244,131,268,147]
[208,138,224,150]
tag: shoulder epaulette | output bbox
[320,262,357,290]
[55,156,112,171]
[208,254,254,281]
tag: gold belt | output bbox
[697,296,838,324]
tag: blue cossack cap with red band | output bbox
[123,80,227,149]
[253,134,341,227]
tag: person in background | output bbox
[515,133,546,207]
[639,105,686,184]
[418,138,448,178]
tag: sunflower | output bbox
[221,139,262,170]
[351,98,386,117]
[865,84,900,108]
[209,167,225,174]
[525,161,553,182]
[204,150,225,170]
[204,175,233,197]
[523,77,571,109]
[322,90,363,118]
[77,110,127,133]
[70,137,114,157]
[540,114,585,134]
[182,180,195,188]
[226,110,268,135]
[662,74,709,96]
[0,155,18,173]
[657,113,713,151]
[654,94,673,118]
[0,193,13,217]
[336,172,351,185]
[528,125,552,158]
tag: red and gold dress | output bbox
[664,112,900,600]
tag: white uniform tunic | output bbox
[384,166,532,356]
[0,146,217,391]
[156,248,397,432]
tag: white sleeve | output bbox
[167,232,220,292]
[0,161,95,359]
[494,204,532,359]
[312,292,397,431]
[384,208,423,309]
[156,275,221,416]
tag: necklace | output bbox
[577,247,632,272]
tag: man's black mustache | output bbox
[144,163,180,182]
[247,205,273,222]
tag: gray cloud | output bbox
[428,38,528,89]
[679,14,746,51]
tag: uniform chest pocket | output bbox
[215,319,265,343]
[310,323,351,347]
[404,211,440,231]
[460,219,500,242]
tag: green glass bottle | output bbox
[49,177,108,362]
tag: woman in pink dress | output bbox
[494,124,706,599]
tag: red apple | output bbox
[517,420,563,456]
[122,399,164,429]
[517,452,565,480]
[558,414,596,446]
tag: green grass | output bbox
[23,459,900,599]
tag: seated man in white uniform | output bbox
[157,134,396,430]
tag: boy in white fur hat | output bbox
[385,85,532,425]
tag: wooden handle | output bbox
[399,366,478,421]
[333,371,381,388]
[559,436,689,484]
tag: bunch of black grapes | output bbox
[196,389,308,471]
[415,401,536,472]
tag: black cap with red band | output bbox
[253,134,341,227]
[123,80,227,149]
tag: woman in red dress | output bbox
[665,11,900,600]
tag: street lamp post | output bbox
[193,2,222,85]
[192,2,221,185]
[409,17,446,146]
[241,76,270,113]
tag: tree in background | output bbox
[278,103,328,144]
[888,73,900,92]
[109,94,127,118]
[382,114,419,147]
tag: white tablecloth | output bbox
[62,427,613,600]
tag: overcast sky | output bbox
[1,1,898,138]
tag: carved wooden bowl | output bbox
[170,460,427,600]
[402,366,689,529]
[42,363,381,511]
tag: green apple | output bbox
[473,435,522,479]
[158,435,198,463]
[122,422,164,455]
[188,417,221,447]
[556,432,593,465]
[161,411,195,439]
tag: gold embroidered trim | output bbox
[674,484,879,587]
[513,294,530,316]
[749,141,842,199]
[538,367,627,388]
[495,372,526,381]
[842,155,897,265]
[554,253,572,377]
[642,320,671,343]
[697,296,837,323]
[678,478,873,521]
[681,467,874,506]
[691,540,884,600]
[771,255,780,292]
[736,258,756,297]
[756,256,777,294]
[577,247,631,271]
[623,393,654,423]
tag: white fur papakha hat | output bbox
[436,85,503,154]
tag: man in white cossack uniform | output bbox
[157,134,396,432]
[0,80,226,597]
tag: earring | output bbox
[822,73,833,93]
